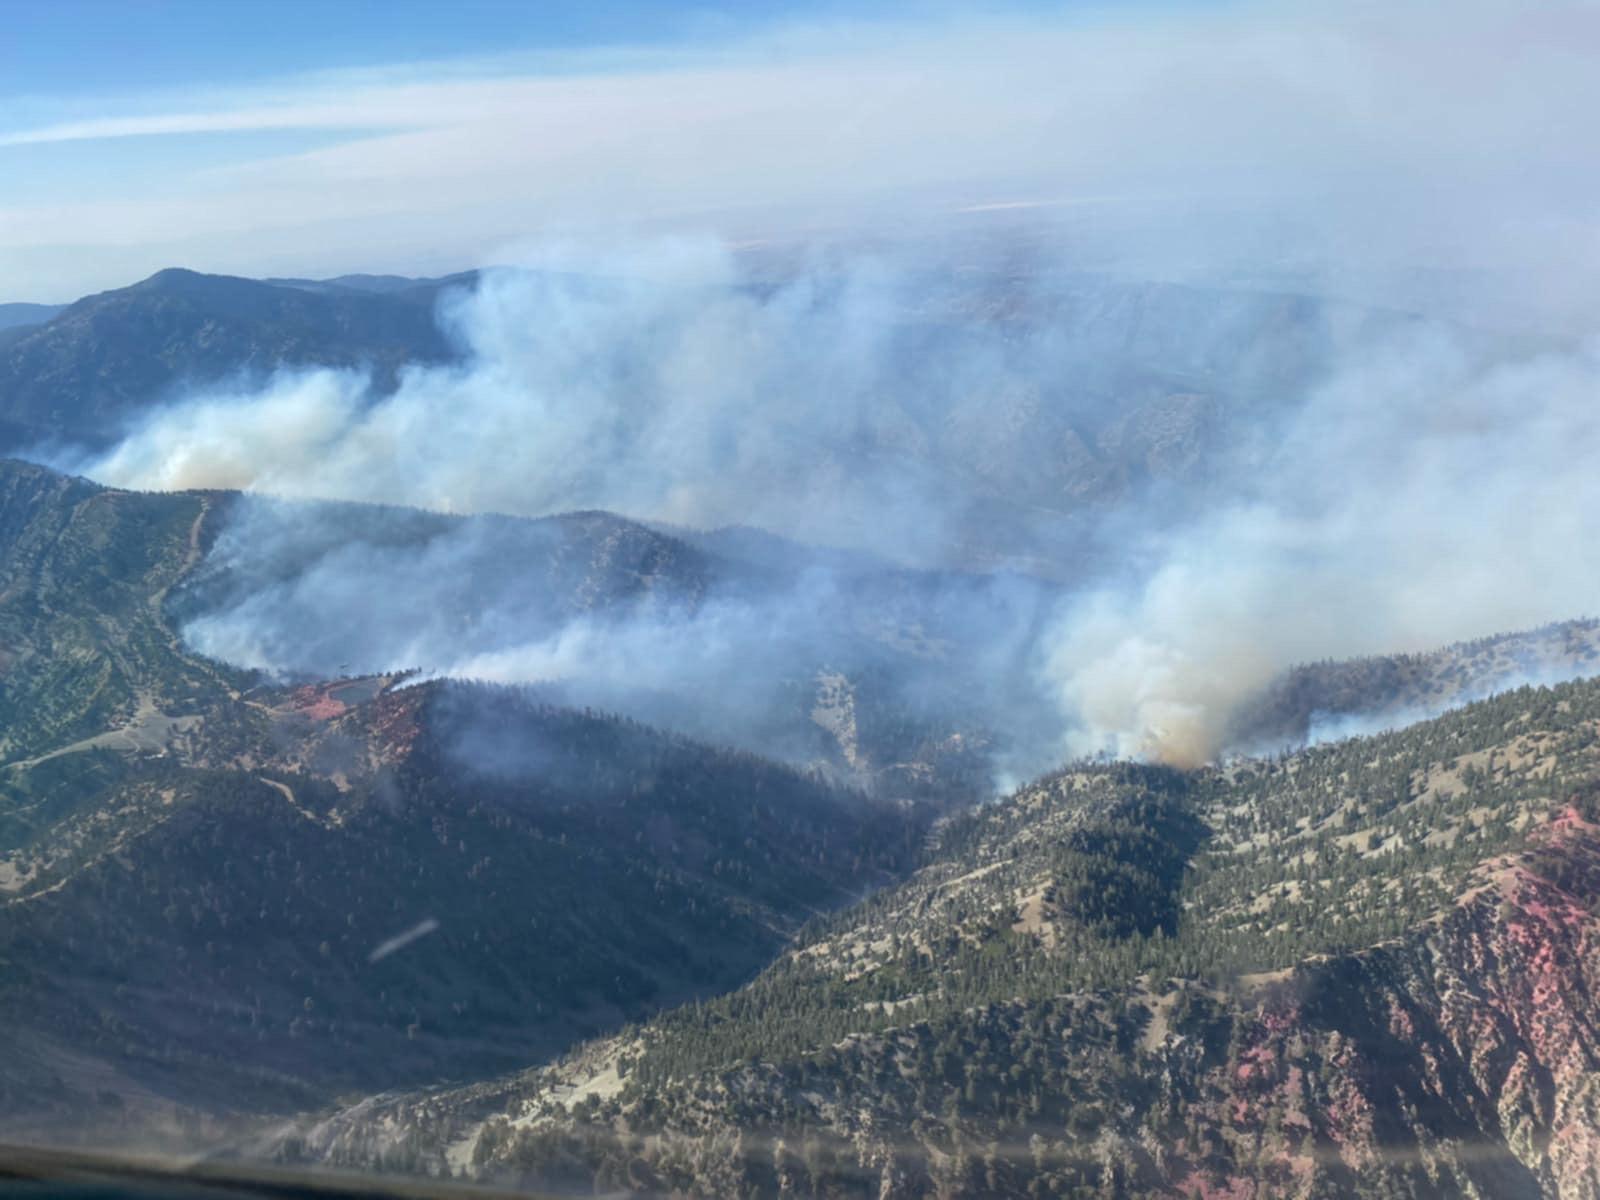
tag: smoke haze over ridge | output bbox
[57,0,1600,774]
[71,242,1600,774]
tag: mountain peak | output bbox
[124,266,280,300]
[136,266,206,287]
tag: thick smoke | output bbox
[89,241,965,561]
[1046,330,1600,766]
[84,236,1359,569]
[164,480,1067,783]
[78,238,1600,774]
[70,0,1600,775]
[80,240,1600,776]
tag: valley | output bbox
[0,261,1598,1200]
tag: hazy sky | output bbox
[0,0,1121,297]
[4,0,1599,307]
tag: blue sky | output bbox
[2,2,870,98]
[0,0,656,212]
[1,1,1085,107]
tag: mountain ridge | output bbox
[276,674,1600,1196]
[0,457,961,1143]
[0,269,466,452]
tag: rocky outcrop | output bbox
[400,802,1600,1198]
[1141,802,1600,1198]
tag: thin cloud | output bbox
[0,105,406,147]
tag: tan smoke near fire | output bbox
[1046,336,1600,765]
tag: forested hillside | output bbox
[291,676,1600,1196]
[0,459,236,763]
[1229,619,1600,751]
[4,447,1599,1197]
[0,461,930,1140]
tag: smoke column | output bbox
[1044,331,1600,766]
[71,0,1600,774]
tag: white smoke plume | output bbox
[67,0,1600,774]
[88,240,972,561]
[1046,331,1600,766]
[88,246,1600,774]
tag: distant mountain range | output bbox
[0,303,66,334]
[263,271,482,297]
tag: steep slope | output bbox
[0,459,240,764]
[0,680,918,1134]
[171,491,1040,795]
[294,677,1600,1197]
[1229,619,1600,752]
[0,456,1007,796]
[171,495,723,657]
[0,269,462,450]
